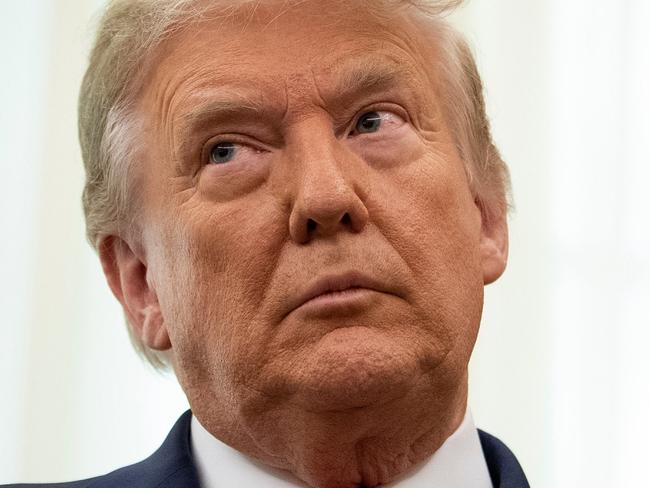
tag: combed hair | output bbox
[78,0,509,370]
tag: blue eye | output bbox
[209,142,237,164]
[355,112,383,134]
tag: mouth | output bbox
[289,270,396,317]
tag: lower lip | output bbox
[297,287,381,316]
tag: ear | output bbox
[98,235,171,351]
[478,205,509,285]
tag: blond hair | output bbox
[78,0,509,370]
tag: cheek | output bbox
[154,195,286,384]
[374,147,484,344]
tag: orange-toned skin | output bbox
[100,2,508,487]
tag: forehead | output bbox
[141,1,438,117]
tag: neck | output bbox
[209,372,469,488]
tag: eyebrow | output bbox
[324,57,417,106]
[177,92,269,128]
[334,60,411,96]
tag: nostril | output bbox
[307,219,317,233]
[341,213,351,226]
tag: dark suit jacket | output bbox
[4,410,530,487]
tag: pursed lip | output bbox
[289,270,396,315]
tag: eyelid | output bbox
[346,104,409,136]
[200,134,269,166]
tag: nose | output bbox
[286,124,369,244]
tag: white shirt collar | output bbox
[190,408,492,487]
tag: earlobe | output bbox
[98,236,171,351]
[479,208,509,285]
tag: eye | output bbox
[349,110,406,138]
[355,111,383,134]
[209,142,237,164]
[345,108,419,167]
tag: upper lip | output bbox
[290,270,393,313]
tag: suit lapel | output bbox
[91,410,201,488]
[478,430,530,488]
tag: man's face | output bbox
[132,1,497,434]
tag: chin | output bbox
[288,326,434,412]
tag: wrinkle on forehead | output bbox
[165,52,431,147]
[137,0,445,156]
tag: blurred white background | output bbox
[1,0,648,486]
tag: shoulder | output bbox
[2,411,200,488]
[478,429,530,488]
[1,481,95,488]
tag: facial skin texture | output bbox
[99,1,508,487]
